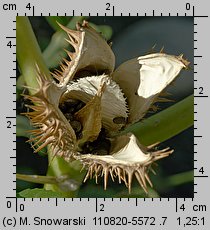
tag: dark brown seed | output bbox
[64,113,73,121]
[82,142,93,154]
[59,103,68,113]
[65,98,80,107]
[113,117,127,124]
[70,120,82,133]
[77,70,92,78]
[75,101,85,112]
[92,148,109,155]
[59,99,79,113]
[67,107,75,113]
[91,138,111,155]
[76,132,83,140]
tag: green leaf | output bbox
[161,170,193,188]
[88,23,113,40]
[44,156,85,197]
[17,17,51,95]
[19,188,65,198]
[125,95,193,145]
[45,16,72,31]
[165,170,193,187]
[115,187,159,198]
[16,75,25,91]
[78,183,117,198]
[16,115,33,138]
[77,179,159,198]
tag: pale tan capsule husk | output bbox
[60,74,128,134]
[75,133,173,193]
[112,53,189,125]
[24,21,189,193]
[53,21,115,86]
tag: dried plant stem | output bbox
[17,173,58,185]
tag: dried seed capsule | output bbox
[24,22,189,193]
[64,75,128,133]
[112,53,188,124]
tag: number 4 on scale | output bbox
[7,41,15,48]
[199,167,204,174]
[25,3,34,12]
[26,3,31,10]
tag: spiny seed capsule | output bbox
[24,21,189,193]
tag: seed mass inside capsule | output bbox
[81,128,111,155]
[59,99,111,155]
[59,99,85,139]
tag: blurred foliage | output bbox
[19,188,66,198]
[16,115,33,138]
